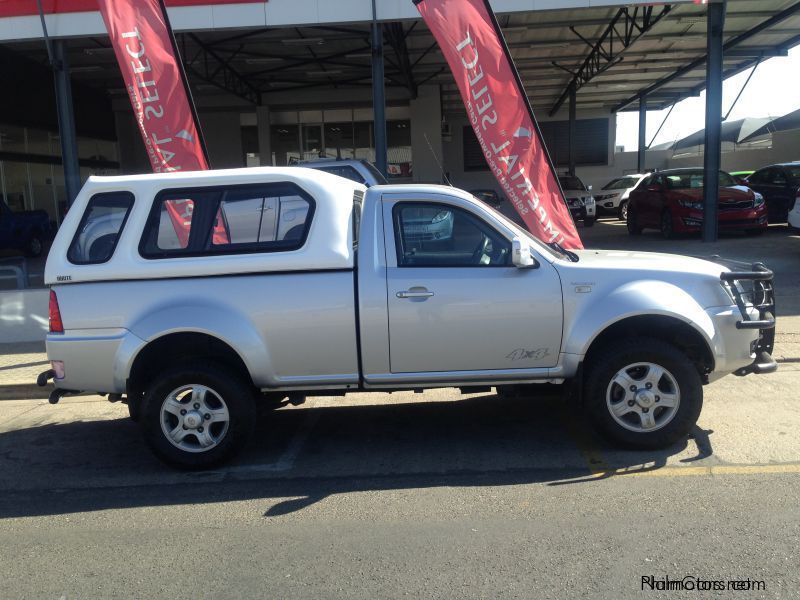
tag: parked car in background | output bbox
[558,175,596,227]
[744,162,800,223]
[0,198,50,257]
[594,174,647,220]
[788,194,800,231]
[730,170,754,185]
[627,168,767,239]
[298,158,387,187]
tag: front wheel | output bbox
[140,362,256,469]
[26,234,44,257]
[618,201,628,221]
[626,208,642,235]
[583,216,595,228]
[584,338,702,449]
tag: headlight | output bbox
[431,210,450,223]
[678,199,704,210]
[754,192,764,207]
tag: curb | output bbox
[0,383,52,401]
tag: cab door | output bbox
[384,198,563,374]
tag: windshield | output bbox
[663,171,736,190]
[602,176,640,190]
[360,160,389,185]
[558,176,585,191]
[478,201,569,261]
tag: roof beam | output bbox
[549,4,673,116]
[612,1,800,112]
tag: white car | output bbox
[558,175,596,227]
[595,174,648,220]
[297,158,387,187]
[789,192,800,230]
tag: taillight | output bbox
[49,289,64,334]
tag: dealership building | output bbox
[1,0,799,224]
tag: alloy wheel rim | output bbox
[160,384,230,453]
[606,362,681,433]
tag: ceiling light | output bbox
[281,37,324,46]
[244,57,284,64]
[306,69,342,77]
[83,47,115,56]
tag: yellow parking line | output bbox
[559,409,800,479]
[611,463,800,478]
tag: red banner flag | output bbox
[415,0,583,249]
[98,0,208,173]
[98,0,229,242]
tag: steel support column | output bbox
[637,97,647,173]
[53,40,81,208]
[703,1,726,243]
[371,0,388,177]
[568,83,576,176]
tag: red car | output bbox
[627,168,768,238]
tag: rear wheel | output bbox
[584,338,702,449]
[660,210,674,239]
[140,362,256,469]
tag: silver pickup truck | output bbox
[40,167,777,468]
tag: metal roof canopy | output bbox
[3,0,800,115]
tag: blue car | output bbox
[0,198,50,257]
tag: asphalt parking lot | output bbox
[0,218,798,598]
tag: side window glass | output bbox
[67,192,134,264]
[771,169,787,186]
[748,170,763,184]
[393,203,510,267]
[319,166,366,185]
[211,189,311,247]
[161,198,195,250]
[140,183,314,258]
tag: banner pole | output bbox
[157,0,211,168]
[479,0,565,198]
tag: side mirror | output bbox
[512,237,535,268]
[587,185,593,191]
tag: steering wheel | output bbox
[471,236,491,264]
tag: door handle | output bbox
[397,290,434,299]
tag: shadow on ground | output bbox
[0,393,701,519]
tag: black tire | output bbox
[140,362,256,469]
[25,233,44,257]
[660,210,674,240]
[583,216,596,228]
[626,208,642,235]
[127,396,142,422]
[618,201,628,221]
[584,337,703,449]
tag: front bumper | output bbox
[720,263,777,376]
[674,206,768,232]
